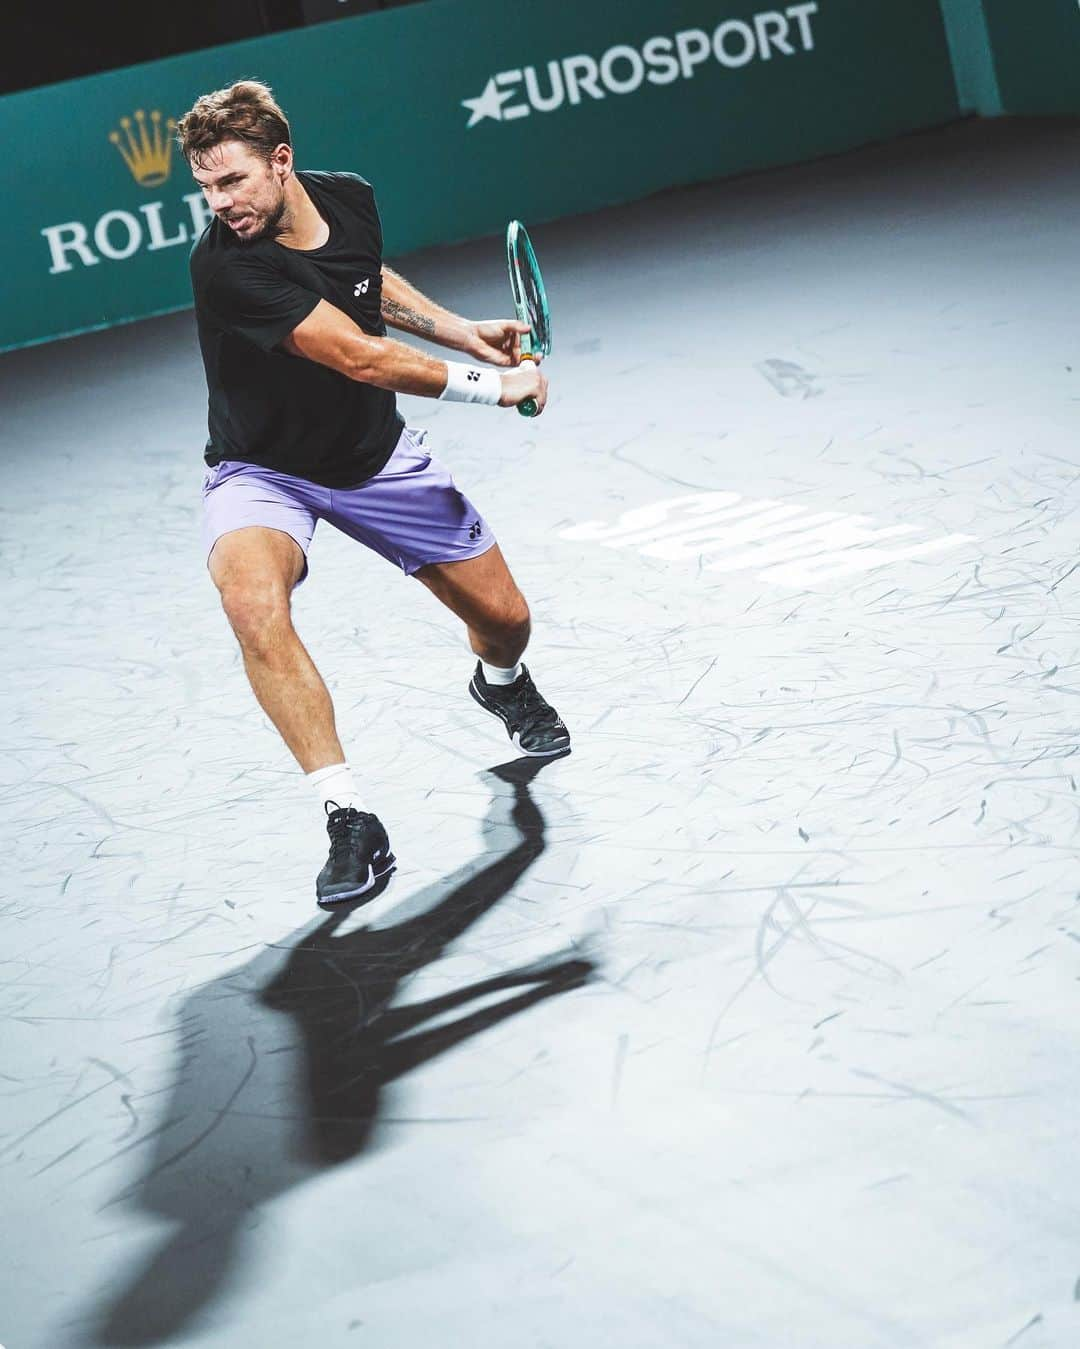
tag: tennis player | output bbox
[177,80,569,907]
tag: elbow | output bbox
[342,343,380,385]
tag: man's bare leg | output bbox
[209,525,393,905]
[414,543,531,664]
[416,544,570,756]
[208,526,344,773]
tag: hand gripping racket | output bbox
[506,219,552,417]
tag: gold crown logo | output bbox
[109,109,177,187]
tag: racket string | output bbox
[509,223,551,355]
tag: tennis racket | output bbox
[506,219,552,418]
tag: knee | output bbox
[489,595,531,649]
[218,582,293,658]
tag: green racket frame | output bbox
[506,220,552,418]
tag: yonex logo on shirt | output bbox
[462,4,819,128]
[354,278,370,296]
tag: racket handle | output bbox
[517,351,539,418]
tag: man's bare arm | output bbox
[281,299,546,410]
[381,267,465,346]
[381,265,530,368]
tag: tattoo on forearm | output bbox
[381,297,437,337]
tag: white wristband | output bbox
[439,362,502,406]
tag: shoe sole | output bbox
[317,853,397,908]
[468,678,572,758]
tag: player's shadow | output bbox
[88,757,591,1347]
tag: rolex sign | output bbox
[42,109,213,275]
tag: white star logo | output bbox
[462,77,517,128]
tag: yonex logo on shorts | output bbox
[354,278,370,296]
[462,4,819,128]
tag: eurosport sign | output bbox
[34,3,823,281]
[1,0,959,351]
[463,4,820,127]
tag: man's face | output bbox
[190,139,289,243]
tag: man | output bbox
[177,80,569,908]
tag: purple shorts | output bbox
[201,426,495,581]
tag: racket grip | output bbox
[517,351,539,417]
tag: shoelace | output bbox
[327,808,362,859]
[514,680,559,729]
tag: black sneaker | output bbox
[468,662,571,757]
[316,804,396,907]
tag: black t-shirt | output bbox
[190,171,403,487]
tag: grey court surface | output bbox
[3,117,1080,1348]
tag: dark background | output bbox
[2,0,427,95]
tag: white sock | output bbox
[480,659,523,686]
[307,762,368,814]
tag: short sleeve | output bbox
[201,254,321,352]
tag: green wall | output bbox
[3,0,1076,354]
[938,0,1001,114]
[939,0,1080,117]
[981,0,1080,114]
[0,0,960,352]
